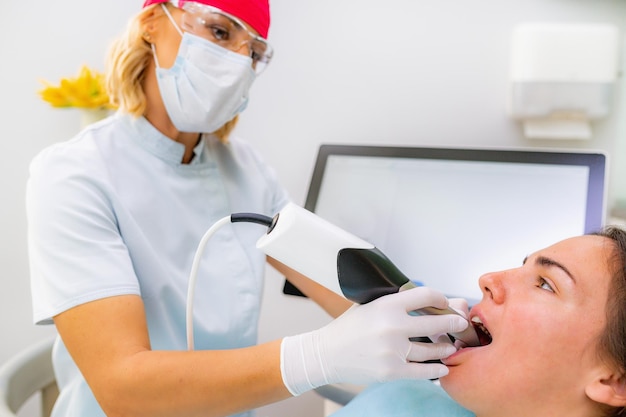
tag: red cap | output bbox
[142,0,270,39]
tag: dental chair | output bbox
[0,337,57,417]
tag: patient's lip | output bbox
[469,307,487,331]
[469,308,492,346]
[442,309,492,365]
[441,346,473,365]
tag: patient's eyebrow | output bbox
[524,255,576,284]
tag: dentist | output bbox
[26,2,468,417]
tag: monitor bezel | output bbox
[283,144,607,296]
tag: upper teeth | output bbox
[471,316,492,338]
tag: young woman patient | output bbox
[330,226,626,417]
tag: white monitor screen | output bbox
[285,145,606,303]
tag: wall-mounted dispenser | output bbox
[508,22,620,140]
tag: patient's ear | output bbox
[586,372,626,408]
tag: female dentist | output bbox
[25,1,468,417]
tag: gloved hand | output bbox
[435,298,472,349]
[280,286,469,396]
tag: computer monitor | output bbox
[284,145,607,303]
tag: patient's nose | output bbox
[479,271,505,304]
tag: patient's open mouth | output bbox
[471,316,492,346]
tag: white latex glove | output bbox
[447,298,469,317]
[280,286,469,396]
[430,297,471,348]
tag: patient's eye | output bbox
[538,277,555,293]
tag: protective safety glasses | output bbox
[181,2,274,73]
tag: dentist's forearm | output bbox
[268,256,353,318]
[53,295,291,417]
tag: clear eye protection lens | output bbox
[181,2,273,73]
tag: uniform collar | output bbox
[123,113,209,165]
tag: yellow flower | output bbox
[38,65,116,110]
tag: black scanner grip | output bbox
[337,247,411,304]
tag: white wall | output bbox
[1,1,625,417]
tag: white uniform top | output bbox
[27,113,290,417]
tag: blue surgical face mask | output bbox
[153,5,256,133]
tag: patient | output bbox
[331,226,626,417]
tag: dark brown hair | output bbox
[593,226,626,417]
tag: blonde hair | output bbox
[105,3,237,143]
